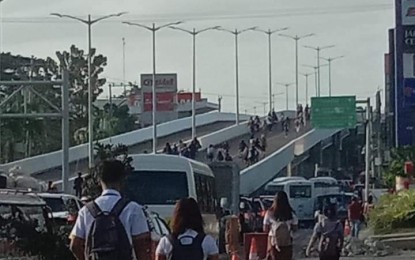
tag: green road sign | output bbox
[311,96,356,129]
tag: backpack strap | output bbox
[111,197,130,216]
[193,233,206,245]
[86,201,102,219]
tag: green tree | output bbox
[83,143,133,198]
[55,45,107,141]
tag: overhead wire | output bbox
[0,3,392,24]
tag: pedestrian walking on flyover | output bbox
[156,198,219,260]
[263,191,298,260]
[69,160,151,260]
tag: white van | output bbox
[264,179,314,221]
[310,177,340,197]
[125,154,218,235]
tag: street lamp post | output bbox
[271,92,284,111]
[215,27,257,125]
[51,12,127,169]
[169,26,219,140]
[123,21,182,154]
[320,56,344,97]
[304,45,335,97]
[300,73,313,105]
[279,33,314,109]
[122,37,126,95]
[252,27,288,112]
[303,64,328,98]
[276,83,295,111]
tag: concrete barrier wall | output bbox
[294,128,341,156]
[0,112,248,174]
[240,128,343,195]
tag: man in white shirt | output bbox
[69,160,151,260]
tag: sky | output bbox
[0,0,394,114]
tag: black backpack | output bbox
[86,198,133,260]
[318,222,342,258]
[167,233,205,260]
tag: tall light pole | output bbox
[279,33,314,109]
[276,82,295,111]
[300,73,313,105]
[215,27,257,125]
[169,26,219,140]
[303,64,328,97]
[271,92,284,111]
[320,55,344,97]
[252,27,288,112]
[304,45,335,97]
[123,21,182,154]
[51,12,127,169]
[122,37,126,96]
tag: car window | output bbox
[42,197,66,212]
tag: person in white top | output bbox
[70,160,151,260]
[263,191,298,260]
[156,198,219,260]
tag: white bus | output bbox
[264,179,314,221]
[124,154,218,235]
[309,177,340,197]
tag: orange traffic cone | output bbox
[248,237,259,260]
[231,252,240,260]
[344,220,351,237]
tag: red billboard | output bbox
[178,92,201,103]
[143,92,176,112]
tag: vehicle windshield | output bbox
[264,185,284,195]
[42,197,66,212]
[125,171,188,205]
[289,185,312,198]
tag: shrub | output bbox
[369,189,415,234]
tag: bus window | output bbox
[289,185,312,198]
[125,171,188,205]
[264,185,284,195]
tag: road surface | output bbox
[197,121,312,171]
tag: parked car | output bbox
[0,189,53,258]
[36,193,83,225]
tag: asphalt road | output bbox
[196,121,313,171]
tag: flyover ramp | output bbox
[1,112,247,176]
[240,128,343,196]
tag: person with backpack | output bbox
[155,198,219,260]
[263,191,298,260]
[306,203,344,260]
[69,160,151,260]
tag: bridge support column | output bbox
[287,162,292,177]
